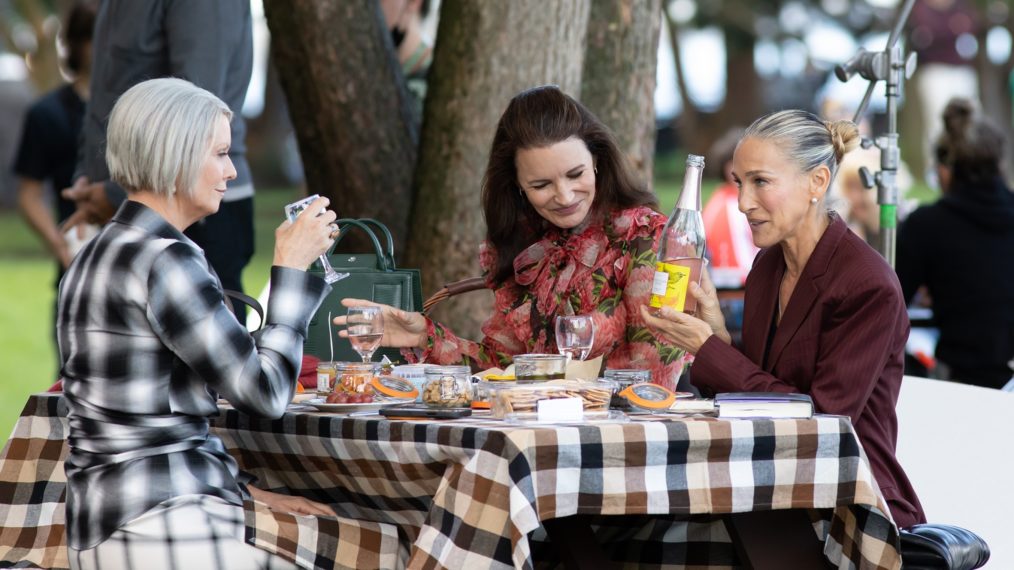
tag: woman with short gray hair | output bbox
[58,78,338,569]
[642,109,927,529]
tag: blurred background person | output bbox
[702,127,757,290]
[11,0,96,367]
[896,98,1014,389]
[380,0,433,123]
[61,0,256,324]
[906,0,981,183]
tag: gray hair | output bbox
[106,77,232,198]
[742,109,859,186]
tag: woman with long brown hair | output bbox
[338,85,689,388]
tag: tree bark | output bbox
[262,0,417,253]
[405,0,591,339]
[581,0,661,188]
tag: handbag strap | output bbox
[330,218,392,271]
[357,218,396,266]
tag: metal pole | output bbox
[838,0,917,267]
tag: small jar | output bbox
[335,362,377,395]
[315,361,337,396]
[604,369,651,409]
[422,365,472,408]
[472,374,515,409]
[513,354,566,383]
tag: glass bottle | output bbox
[650,154,707,315]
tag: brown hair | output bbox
[63,0,96,75]
[481,85,658,285]
[934,98,1005,188]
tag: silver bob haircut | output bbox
[106,77,232,198]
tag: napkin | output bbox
[298,355,320,389]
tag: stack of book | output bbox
[715,392,814,419]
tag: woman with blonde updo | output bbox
[642,110,926,528]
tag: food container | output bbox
[513,354,567,383]
[487,379,616,419]
[603,369,652,409]
[370,375,419,400]
[421,365,473,408]
[335,362,378,394]
[619,382,679,413]
[315,361,337,396]
[472,374,515,410]
[392,364,433,401]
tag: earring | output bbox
[810,197,818,204]
[594,166,598,174]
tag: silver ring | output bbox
[328,223,339,236]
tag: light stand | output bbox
[833,0,918,267]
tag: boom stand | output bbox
[834,0,917,267]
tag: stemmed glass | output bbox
[345,306,385,363]
[283,194,349,284]
[555,315,595,361]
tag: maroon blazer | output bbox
[693,214,926,528]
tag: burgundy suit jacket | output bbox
[693,214,926,528]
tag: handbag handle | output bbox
[357,218,396,266]
[330,218,392,271]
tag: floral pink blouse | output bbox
[407,206,691,390]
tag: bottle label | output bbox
[649,262,691,311]
[317,373,331,392]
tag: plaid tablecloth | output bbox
[0,394,401,570]
[1,393,902,570]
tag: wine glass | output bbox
[283,194,349,284]
[555,315,595,361]
[345,306,384,363]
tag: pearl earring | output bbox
[810,197,818,204]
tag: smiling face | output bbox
[732,137,824,249]
[186,114,236,220]
[515,137,597,230]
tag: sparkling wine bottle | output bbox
[650,154,707,314]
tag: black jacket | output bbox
[896,176,1014,388]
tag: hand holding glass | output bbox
[283,194,348,284]
[345,306,384,363]
[555,315,595,361]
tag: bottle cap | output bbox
[371,375,419,399]
[686,154,705,168]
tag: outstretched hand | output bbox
[332,298,428,349]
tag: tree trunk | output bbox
[262,0,417,253]
[405,0,590,340]
[581,0,661,189]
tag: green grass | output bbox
[0,188,301,440]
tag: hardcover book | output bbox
[715,392,814,418]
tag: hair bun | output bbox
[942,98,974,138]
[825,119,860,162]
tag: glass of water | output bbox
[554,315,595,361]
[345,306,385,363]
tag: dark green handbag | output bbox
[303,218,422,364]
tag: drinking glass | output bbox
[284,194,349,284]
[345,306,384,363]
[554,315,595,361]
